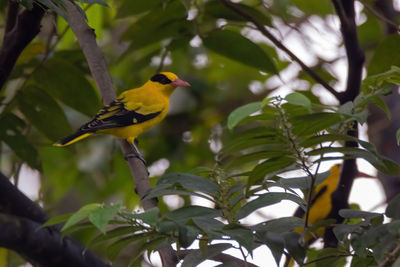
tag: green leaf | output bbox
[204,1,271,26]
[122,1,192,52]
[339,209,383,222]
[33,58,100,116]
[257,232,284,265]
[88,203,121,233]
[42,213,72,227]
[397,128,400,146]
[36,0,68,21]
[90,226,139,245]
[165,206,221,223]
[107,232,150,260]
[279,168,332,189]
[283,232,306,264]
[227,102,262,130]
[192,217,224,238]
[292,0,333,15]
[236,192,305,219]
[181,243,232,267]
[122,207,159,226]
[368,35,400,76]
[350,255,377,267]
[203,30,277,74]
[247,156,296,192]
[308,147,400,176]
[62,203,102,232]
[116,0,163,18]
[178,225,200,248]
[0,113,41,169]
[386,193,400,219]
[291,112,342,136]
[285,92,312,111]
[157,172,220,195]
[18,85,71,141]
[252,217,304,233]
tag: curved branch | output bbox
[63,1,177,265]
[0,2,45,90]
[0,172,109,266]
[219,0,342,101]
[0,213,109,267]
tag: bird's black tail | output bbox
[53,131,93,147]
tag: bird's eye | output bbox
[151,74,172,85]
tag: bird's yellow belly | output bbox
[99,115,165,142]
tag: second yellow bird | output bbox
[54,72,190,147]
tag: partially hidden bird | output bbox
[54,72,190,157]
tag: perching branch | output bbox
[0,1,45,90]
[63,1,177,265]
[219,0,343,101]
[0,172,109,267]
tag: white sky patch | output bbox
[248,80,265,95]
[163,195,184,210]
[16,164,40,201]
[190,35,202,47]
[193,53,208,68]
[150,54,172,67]
[148,158,170,177]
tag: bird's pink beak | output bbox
[171,78,190,87]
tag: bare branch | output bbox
[219,0,343,101]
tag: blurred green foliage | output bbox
[1,0,400,266]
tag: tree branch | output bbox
[0,172,109,266]
[219,0,343,101]
[63,1,177,265]
[323,0,365,247]
[0,213,109,267]
[0,2,45,90]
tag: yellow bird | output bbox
[294,164,341,240]
[54,72,190,150]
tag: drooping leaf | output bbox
[107,232,151,260]
[252,217,304,233]
[291,112,342,136]
[156,172,220,195]
[236,192,305,219]
[0,113,41,169]
[121,207,159,226]
[33,58,101,116]
[386,193,400,219]
[285,92,312,111]
[204,1,271,26]
[165,206,222,223]
[62,203,103,232]
[88,203,121,233]
[283,232,306,265]
[247,156,296,192]
[181,243,232,267]
[18,85,71,141]
[227,102,262,130]
[368,35,400,76]
[203,30,277,74]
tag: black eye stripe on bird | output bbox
[150,73,172,84]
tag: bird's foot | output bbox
[124,151,146,165]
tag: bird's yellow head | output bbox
[148,72,190,95]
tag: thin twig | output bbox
[378,243,400,267]
[219,0,342,101]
